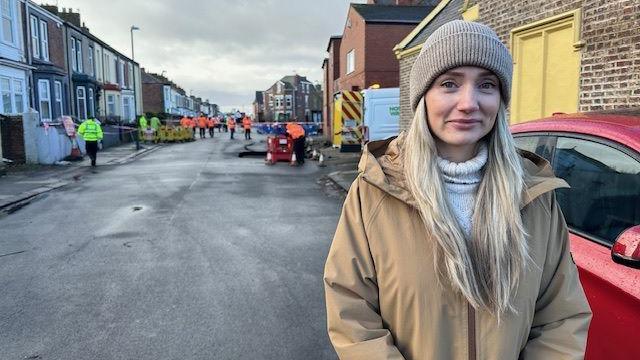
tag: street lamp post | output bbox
[130,25,140,149]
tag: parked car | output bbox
[511,113,640,360]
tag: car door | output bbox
[549,135,640,359]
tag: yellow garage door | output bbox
[511,11,582,124]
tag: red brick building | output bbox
[321,1,437,140]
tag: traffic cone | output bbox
[290,152,297,166]
[265,151,273,165]
[318,153,326,167]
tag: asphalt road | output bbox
[0,134,343,360]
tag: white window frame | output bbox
[128,63,134,88]
[30,16,40,58]
[71,37,77,71]
[88,46,94,76]
[119,60,125,87]
[346,49,355,74]
[285,95,292,108]
[54,81,63,116]
[88,88,94,117]
[76,86,87,120]
[1,76,13,113]
[40,20,49,61]
[37,79,52,122]
[76,38,83,73]
[122,96,131,121]
[13,79,23,113]
[106,94,116,116]
[95,47,102,81]
[104,53,110,82]
[1,0,15,45]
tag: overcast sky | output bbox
[47,0,367,113]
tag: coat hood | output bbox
[358,132,569,209]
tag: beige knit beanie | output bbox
[409,20,513,112]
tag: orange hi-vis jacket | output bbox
[287,123,305,139]
[207,118,214,128]
[227,117,235,129]
[198,117,207,128]
[180,117,189,128]
[242,117,252,130]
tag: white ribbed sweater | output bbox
[436,144,488,239]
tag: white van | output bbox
[361,87,400,143]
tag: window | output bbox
[513,135,554,162]
[118,60,125,87]
[13,79,22,113]
[95,48,102,81]
[104,53,110,82]
[128,63,134,88]
[122,97,131,121]
[285,95,292,108]
[1,76,24,114]
[346,49,355,74]
[88,88,94,117]
[1,77,11,113]
[38,80,52,121]
[1,0,14,44]
[40,20,49,60]
[106,94,116,116]
[88,46,94,76]
[112,57,117,84]
[552,137,640,245]
[76,39,83,72]
[30,16,39,58]
[71,37,77,71]
[305,95,308,107]
[54,81,63,116]
[76,86,87,120]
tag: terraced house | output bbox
[0,0,29,117]
[26,2,68,123]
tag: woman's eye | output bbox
[479,81,497,89]
[441,81,457,88]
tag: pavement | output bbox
[0,141,162,212]
[317,145,361,192]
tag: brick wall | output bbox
[399,53,418,130]
[338,9,366,91]
[479,0,640,113]
[47,20,66,69]
[0,116,26,163]
[578,0,640,112]
[365,23,417,88]
[142,83,164,114]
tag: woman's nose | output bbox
[456,85,480,113]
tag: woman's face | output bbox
[424,66,501,162]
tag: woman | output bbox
[324,20,591,359]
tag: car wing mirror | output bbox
[611,225,640,269]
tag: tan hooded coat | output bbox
[324,135,591,360]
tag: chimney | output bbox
[40,5,59,15]
[58,8,82,27]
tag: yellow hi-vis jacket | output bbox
[77,119,103,142]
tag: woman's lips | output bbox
[447,119,481,130]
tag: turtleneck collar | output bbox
[437,143,488,185]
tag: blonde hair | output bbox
[403,99,528,316]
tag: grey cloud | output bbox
[54,0,366,110]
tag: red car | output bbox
[511,113,640,359]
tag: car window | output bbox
[513,135,554,162]
[552,137,640,245]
